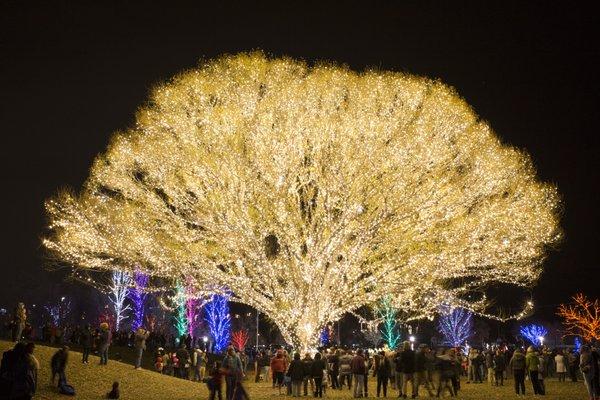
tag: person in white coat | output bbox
[554,350,567,382]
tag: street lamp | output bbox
[538,336,545,346]
[409,335,416,350]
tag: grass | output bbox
[1,340,588,399]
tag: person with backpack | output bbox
[509,348,526,395]
[526,346,543,395]
[222,346,244,400]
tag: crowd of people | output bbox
[247,341,599,398]
[1,301,600,400]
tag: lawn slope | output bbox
[1,340,205,400]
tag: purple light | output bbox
[129,270,149,331]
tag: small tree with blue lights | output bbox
[519,324,548,346]
[438,306,473,347]
[205,293,231,353]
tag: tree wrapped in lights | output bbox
[173,282,188,337]
[231,330,249,351]
[186,289,204,338]
[43,53,561,350]
[44,297,72,327]
[129,269,149,331]
[205,294,231,353]
[557,293,600,342]
[109,270,132,330]
[519,324,548,346]
[438,306,473,347]
[377,295,401,349]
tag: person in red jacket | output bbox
[270,350,288,395]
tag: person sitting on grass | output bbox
[107,381,120,399]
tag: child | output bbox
[107,381,119,399]
[208,361,224,400]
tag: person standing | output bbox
[374,351,391,397]
[414,345,434,397]
[98,323,111,365]
[11,303,27,342]
[208,361,225,400]
[555,350,567,382]
[287,352,305,397]
[222,346,243,400]
[329,349,340,389]
[133,327,150,370]
[350,349,365,398]
[436,348,456,397]
[493,350,506,386]
[311,352,327,397]
[271,350,288,394]
[80,324,93,364]
[176,343,191,379]
[399,341,416,399]
[339,350,353,390]
[193,348,207,381]
[580,345,599,400]
[525,346,543,395]
[509,348,526,396]
[302,353,314,396]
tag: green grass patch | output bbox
[1,341,587,399]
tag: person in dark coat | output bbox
[414,345,434,397]
[287,352,305,397]
[374,351,391,397]
[493,350,506,386]
[80,324,93,364]
[175,343,191,379]
[1,342,37,400]
[311,352,327,397]
[50,346,69,386]
[301,353,314,396]
[399,341,415,398]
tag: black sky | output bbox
[0,1,598,317]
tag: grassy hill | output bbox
[1,340,206,400]
[1,340,588,399]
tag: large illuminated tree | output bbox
[43,53,561,349]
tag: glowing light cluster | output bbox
[519,324,548,346]
[437,306,473,347]
[557,293,600,342]
[43,53,561,349]
[205,293,231,353]
[109,270,132,330]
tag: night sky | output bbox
[1,2,598,321]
